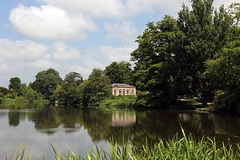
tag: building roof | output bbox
[111,83,135,88]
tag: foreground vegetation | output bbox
[9,129,240,160]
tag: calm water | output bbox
[1,108,240,159]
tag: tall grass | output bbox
[99,96,137,110]
[8,129,240,160]
[135,127,240,160]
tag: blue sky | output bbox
[0,0,236,88]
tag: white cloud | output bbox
[213,0,237,9]
[85,45,136,67]
[0,39,54,87]
[0,38,136,87]
[36,0,190,18]
[52,42,81,61]
[29,56,59,69]
[0,39,48,62]
[66,65,92,77]
[99,45,134,63]
[36,0,237,19]
[104,21,137,44]
[125,0,185,17]
[9,4,98,40]
[37,0,126,18]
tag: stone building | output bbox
[111,83,136,96]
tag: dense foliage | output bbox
[79,68,112,107]
[131,0,239,110]
[30,68,62,102]
[54,72,83,107]
[99,95,137,109]
[131,15,177,107]
[105,61,133,85]
[9,77,21,92]
[206,40,240,112]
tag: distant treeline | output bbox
[0,61,133,108]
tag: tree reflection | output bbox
[8,111,20,127]
[29,109,84,135]
[4,109,240,148]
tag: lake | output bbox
[1,108,240,159]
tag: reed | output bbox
[8,129,240,160]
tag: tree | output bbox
[21,83,43,102]
[228,3,240,25]
[0,87,8,95]
[105,61,132,85]
[56,72,83,107]
[131,15,178,107]
[173,0,233,107]
[63,72,83,86]
[30,68,62,101]
[9,77,21,92]
[80,68,111,107]
[131,0,233,107]
[205,40,240,112]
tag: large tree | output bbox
[79,68,111,107]
[0,87,8,95]
[131,15,178,106]
[9,77,21,92]
[30,68,62,101]
[228,3,240,25]
[206,40,240,112]
[56,72,83,107]
[105,61,132,85]
[131,0,233,107]
[173,0,232,106]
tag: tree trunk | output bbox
[202,97,208,108]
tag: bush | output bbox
[99,95,137,109]
[213,90,240,113]
[15,97,29,105]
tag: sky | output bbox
[0,0,237,88]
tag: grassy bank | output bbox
[98,95,137,110]
[9,129,240,160]
[0,97,49,109]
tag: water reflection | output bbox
[1,108,240,159]
[112,111,136,127]
[8,111,20,127]
[4,109,240,143]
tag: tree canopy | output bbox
[131,0,235,107]
[79,68,111,107]
[105,61,132,85]
[55,72,83,107]
[206,40,240,112]
[9,77,21,92]
[131,15,177,106]
[30,68,62,102]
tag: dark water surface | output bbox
[1,108,240,159]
